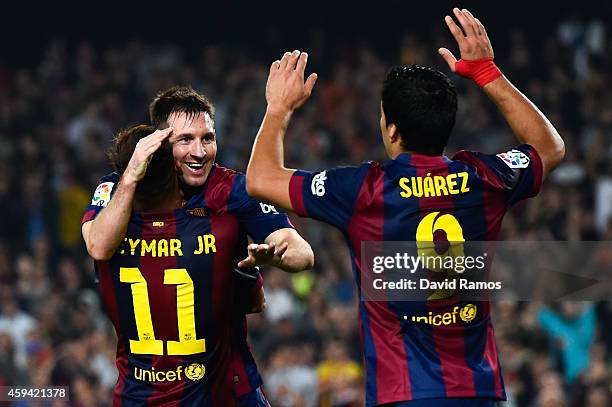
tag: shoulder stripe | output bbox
[289,173,307,216]
[346,164,416,404]
[346,165,384,405]
[453,151,506,191]
[82,209,96,225]
[204,165,235,213]
[526,146,544,196]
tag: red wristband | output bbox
[455,58,502,87]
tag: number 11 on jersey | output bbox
[120,267,206,356]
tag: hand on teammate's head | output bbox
[121,126,174,185]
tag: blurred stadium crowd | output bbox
[0,16,611,407]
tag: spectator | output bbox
[538,302,596,383]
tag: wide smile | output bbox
[183,162,206,175]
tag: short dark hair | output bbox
[149,86,215,126]
[108,124,177,210]
[382,65,457,155]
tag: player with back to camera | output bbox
[82,87,314,406]
[246,8,564,407]
[84,124,286,406]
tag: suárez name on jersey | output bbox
[117,234,216,258]
[399,172,470,198]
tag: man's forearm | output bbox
[257,108,292,168]
[84,178,136,260]
[277,243,314,273]
[265,228,314,273]
[246,109,295,209]
[483,76,565,174]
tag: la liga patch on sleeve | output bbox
[496,149,530,169]
[91,182,115,207]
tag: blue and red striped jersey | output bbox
[82,164,292,406]
[288,144,542,406]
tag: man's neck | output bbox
[179,164,214,202]
[180,183,201,202]
[390,149,445,159]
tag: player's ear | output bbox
[388,123,400,144]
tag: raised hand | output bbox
[122,127,174,184]
[266,50,318,116]
[438,8,494,72]
[237,241,289,268]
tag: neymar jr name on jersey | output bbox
[399,171,470,198]
[117,234,217,258]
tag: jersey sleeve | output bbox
[452,144,543,207]
[288,163,372,229]
[234,267,264,314]
[228,174,293,243]
[81,172,121,225]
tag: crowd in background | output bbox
[0,16,611,407]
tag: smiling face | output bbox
[168,111,217,187]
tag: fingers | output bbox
[139,128,174,153]
[444,15,466,47]
[268,49,317,111]
[462,9,480,34]
[124,127,174,182]
[288,50,300,70]
[279,52,292,69]
[463,9,488,42]
[270,60,281,73]
[143,128,173,145]
[295,52,308,76]
[248,243,275,256]
[279,50,307,72]
[305,73,318,96]
[157,126,174,138]
[454,8,488,40]
[475,17,490,42]
[262,242,275,256]
[453,8,476,37]
[149,127,174,142]
[437,48,458,72]
[138,127,174,151]
[274,241,289,257]
[237,256,255,268]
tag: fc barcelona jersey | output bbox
[288,144,542,406]
[82,165,291,406]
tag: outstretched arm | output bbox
[439,8,565,176]
[82,127,173,260]
[246,50,318,211]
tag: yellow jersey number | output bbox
[415,212,465,300]
[119,267,206,355]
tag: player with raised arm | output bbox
[246,8,564,407]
